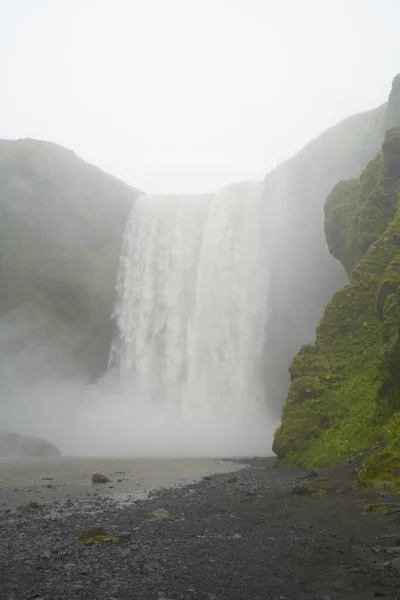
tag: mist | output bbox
[0,376,276,458]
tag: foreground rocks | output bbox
[0,458,399,599]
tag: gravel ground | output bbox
[1,457,400,600]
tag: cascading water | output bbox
[109,181,274,456]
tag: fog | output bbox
[1,378,276,458]
[1,0,399,194]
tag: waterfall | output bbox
[110,181,273,456]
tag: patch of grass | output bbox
[366,504,393,514]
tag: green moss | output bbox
[75,527,120,546]
[366,504,393,514]
[324,130,400,276]
[75,533,120,546]
[274,128,400,485]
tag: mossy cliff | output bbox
[0,139,140,378]
[273,126,400,490]
[262,97,391,417]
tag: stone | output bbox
[117,531,132,541]
[292,486,313,496]
[385,546,400,555]
[77,526,107,541]
[91,473,110,484]
[232,534,242,540]
[17,501,40,512]
[383,557,400,570]
[149,508,170,520]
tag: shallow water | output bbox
[0,456,242,509]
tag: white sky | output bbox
[1,0,399,194]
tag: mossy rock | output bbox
[75,527,120,546]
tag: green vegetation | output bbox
[0,139,140,378]
[273,127,400,491]
[75,527,120,546]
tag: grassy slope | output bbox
[0,139,140,378]
[273,127,400,490]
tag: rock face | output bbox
[0,430,61,457]
[263,78,400,415]
[0,139,141,380]
[273,126,400,490]
[387,74,400,129]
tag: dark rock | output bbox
[91,473,110,484]
[77,526,107,541]
[292,486,313,496]
[149,508,170,520]
[227,476,238,485]
[17,501,40,511]
[117,531,132,541]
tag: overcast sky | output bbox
[1,0,399,194]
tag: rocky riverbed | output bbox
[0,457,399,600]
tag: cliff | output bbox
[262,77,400,416]
[0,139,141,379]
[273,126,400,490]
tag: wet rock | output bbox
[295,471,319,480]
[384,546,400,555]
[17,501,40,512]
[91,473,110,484]
[383,557,400,570]
[292,486,313,496]
[149,508,170,520]
[227,476,238,484]
[77,526,107,541]
[117,531,132,541]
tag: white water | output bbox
[109,181,274,456]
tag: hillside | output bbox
[262,77,400,415]
[273,126,400,489]
[0,139,141,378]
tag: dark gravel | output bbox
[1,457,400,600]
